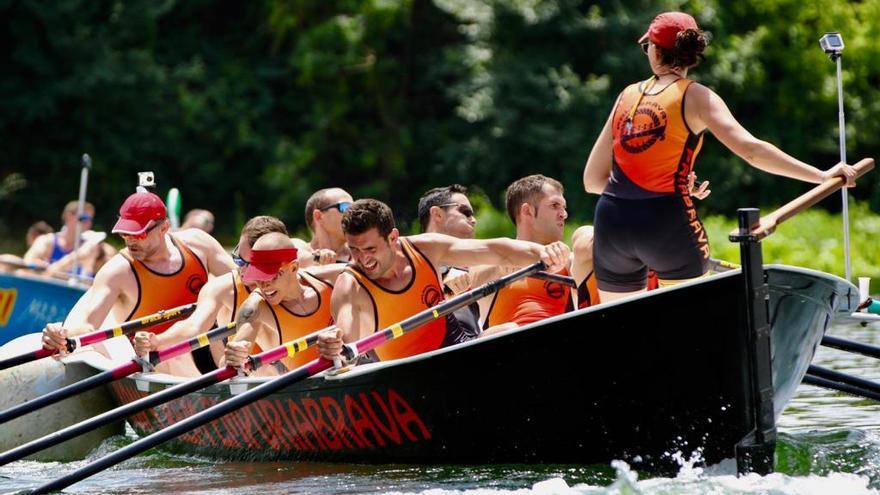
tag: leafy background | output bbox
[1,0,878,277]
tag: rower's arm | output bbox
[303,262,346,285]
[330,274,373,342]
[23,234,53,265]
[228,290,265,346]
[412,234,569,273]
[152,275,227,349]
[63,257,128,334]
[583,104,617,194]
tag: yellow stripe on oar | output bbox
[197,334,209,348]
[286,343,297,358]
[112,327,123,337]
[294,338,307,352]
[432,309,439,319]
[390,324,403,338]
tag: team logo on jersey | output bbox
[421,285,443,309]
[187,274,207,295]
[544,281,566,300]
[0,288,17,326]
[618,101,667,154]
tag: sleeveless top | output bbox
[49,234,71,263]
[266,271,334,370]
[345,238,447,361]
[576,271,600,310]
[121,235,208,335]
[484,268,573,328]
[607,78,704,199]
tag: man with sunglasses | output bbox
[316,199,570,365]
[22,200,115,278]
[417,184,481,339]
[294,187,354,267]
[41,190,236,376]
[222,232,344,376]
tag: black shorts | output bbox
[593,194,709,292]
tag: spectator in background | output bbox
[181,209,215,234]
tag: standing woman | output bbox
[583,12,856,302]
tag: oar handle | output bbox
[730,158,874,240]
[147,321,237,365]
[246,324,336,371]
[0,304,195,374]
[530,271,576,287]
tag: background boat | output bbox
[0,272,86,346]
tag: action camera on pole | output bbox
[819,32,844,58]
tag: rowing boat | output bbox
[96,264,854,471]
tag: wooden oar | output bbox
[0,323,334,466]
[0,316,223,425]
[0,303,197,372]
[820,335,880,360]
[29,261,546,494]
[728,158,874,241]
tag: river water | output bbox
[1,320,879,494]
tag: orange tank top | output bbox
[607,78,704,198]
[123,235,208,334]
[266,271,334,369]
[484,268,572,328]
[345,238,446,361]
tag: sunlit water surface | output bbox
[1,321,878,494]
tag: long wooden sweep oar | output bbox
[29,261,546,494]
[0,322,333,465]
[0,314,221,426]
[0,303,197,372]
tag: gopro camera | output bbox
[137,171,156,188]
[819,32,844,55]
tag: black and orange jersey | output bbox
[121,235,208,335]
[267,271,334,369]
[576,271,600,310]
[484,268,572,328]
[345,238,447,361]
[607,78,704,199]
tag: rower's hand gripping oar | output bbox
[28,261,546,495]
[0,303,197,372]
[0,315,226,426]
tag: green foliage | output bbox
[1,0,879,246]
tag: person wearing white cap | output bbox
[41,189,236,375]
[583,11,857,302]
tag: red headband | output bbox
[242,247,298,282]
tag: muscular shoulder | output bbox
[92,253,136,287]
[174,228,220,253]
[201,272,235,299]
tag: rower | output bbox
[41,189,236,376]
[22,201,116,278]
[417,184,481,340]
[477,175,595,334]
[223,233,342,376]
[316,199,570,364]
[294,187,354,267]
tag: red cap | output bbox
[639,12,699,50]
[112,192,167,235]
[242,247,298,282]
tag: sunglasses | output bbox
[318,201,352,213]
[438,203,475,218]
[640,41,650,54]
[78,214,93,222]
[231,244,249,268]
[119,220,162,241]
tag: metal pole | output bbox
[72,154,92,278]
[835,54,851,281]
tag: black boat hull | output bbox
[109,265,856,469]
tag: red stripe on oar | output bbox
[34,348,55,360]
[111,361,143,380]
